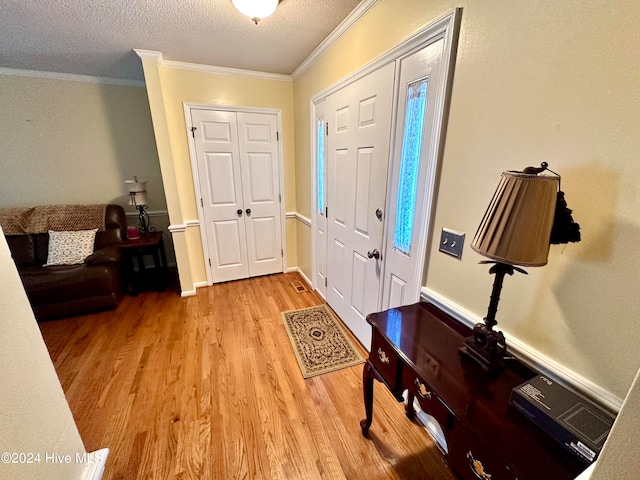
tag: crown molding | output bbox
[135,49,291,82]
[163,59,292,82]
[291,0,380,80]
[0,67,144,87]
[134,0,381,83]
[133,49,164,63]
[0,2,376,89]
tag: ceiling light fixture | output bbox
[232,0,279,24]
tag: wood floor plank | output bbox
[39,272,455,480]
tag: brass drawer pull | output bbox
[377,347,390,364]
[414,378,432,399]
[467,451,492,480]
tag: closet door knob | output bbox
[245,208,252,216]
[237,209,243,217]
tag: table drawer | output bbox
[448,422,521,480]
[403,368,452,430]
[370,331,402,392]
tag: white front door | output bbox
[191,108,283,283]
[326,63,395,348]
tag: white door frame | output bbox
[184,103,287,286]
[310,8,460,303]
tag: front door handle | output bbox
[237,209,243,217]
[245,208,251,216]
[367,249,380,260]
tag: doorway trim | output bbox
[310,8,461,300]
[184,103,287,285]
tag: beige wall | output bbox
[0,72,175,263]
[591,365,640,478]
[139,57,296,292]
[293,0,640,401]
[0,74,165,213]
[0,229,87,480]
[292,0,452,284]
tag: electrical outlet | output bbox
[439,228,465,259]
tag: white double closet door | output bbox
[190,109,283,283]
[319,39,446,349]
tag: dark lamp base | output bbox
[458,323,507,372]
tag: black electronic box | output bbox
[509,375,616,464]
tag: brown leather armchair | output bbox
[4,205,126,320]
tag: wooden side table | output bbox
[119,232,169,295]
[361,302,587,480]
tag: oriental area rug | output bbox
[281,304,365,379]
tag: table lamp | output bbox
[459,162,578,371]
[125,177,155,235]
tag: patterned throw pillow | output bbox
[44,229,98,266]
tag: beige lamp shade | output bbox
[471,171,558,267]
[128,191,148,206]
[125,178,148,206]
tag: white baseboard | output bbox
[421,287,623,412]
[287,267,312,288]
[182,270,312,298]
[181,281,208,297]
[80,448,109,480]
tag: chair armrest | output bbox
[84,245,121,265]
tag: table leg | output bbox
[151,248,164,292]
[360,360,376,436]
[405,391,416,419]
[158,236,169,288]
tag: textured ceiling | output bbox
[0,0,362,81]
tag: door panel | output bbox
[246,153,274,202]
[355,148,373,236]
[351,252,368,316]
[387,274,407,309]
[237,112,283,277]
[326,62,395,348]
[331,239,346,299]
[251,217,277,261]
[213,220,245,267]
[207,153,237,204]
[192,109,249,283]
[333,149,349,225]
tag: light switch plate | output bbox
[439,228,465,259]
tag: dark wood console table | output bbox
[361,302,587,480]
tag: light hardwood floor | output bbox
[39,272,455,480]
